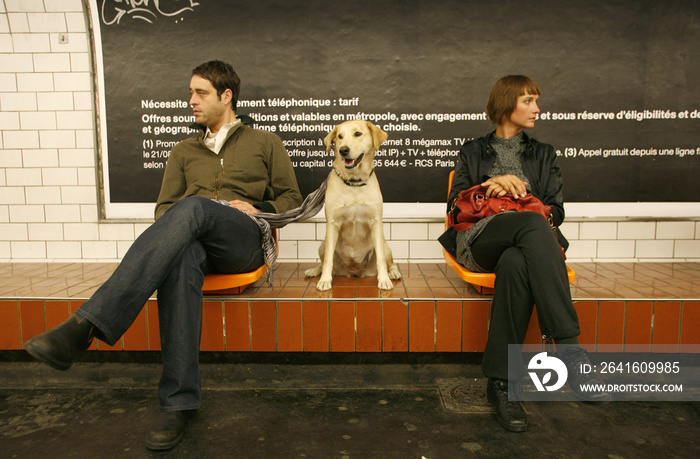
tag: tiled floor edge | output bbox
[5,296,700,302]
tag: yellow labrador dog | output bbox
[305,119,401,290]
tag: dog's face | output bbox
[324,120,388,174]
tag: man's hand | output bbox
[228,200,260,215]
[481,175,528,199]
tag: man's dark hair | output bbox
[192,60,241,110]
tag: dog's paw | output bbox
[304,265,322,277]
[316,277,333,291]
[377,276,394,290]
[388,265,402,280]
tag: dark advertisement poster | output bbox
[89,0,700,219]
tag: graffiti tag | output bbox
[101,0,200,25]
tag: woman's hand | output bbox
[228,200,260,215]
[481,175,528,199]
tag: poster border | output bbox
[86,0,700,221]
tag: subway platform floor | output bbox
[1,358,699,458]
[2,261,700,457]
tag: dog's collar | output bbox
[333,167,374,186]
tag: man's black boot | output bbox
[23,313,95,371]
[486,378,528,432]
[145,411,194,451]
[560,345,612,403]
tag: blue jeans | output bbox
[76,196,263,411]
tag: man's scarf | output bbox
[214,173,328,286]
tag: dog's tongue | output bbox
[345,158,355,166]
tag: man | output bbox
[23,60,302,450]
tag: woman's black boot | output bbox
[486,378,528,432]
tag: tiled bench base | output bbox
[2,298,699,353]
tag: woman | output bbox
[441,75,609,432]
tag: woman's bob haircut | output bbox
[486,75,540,125]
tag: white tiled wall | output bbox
[280,220,700,263]
[1,1,700,264]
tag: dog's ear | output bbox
[324,127,338,152]
[367,121,388,150]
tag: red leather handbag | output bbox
[448,184,551,231]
